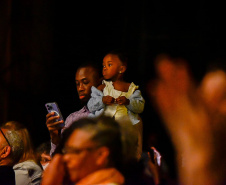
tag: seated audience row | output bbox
[42,116,155,185]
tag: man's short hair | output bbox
[77,60,102,80]
[4,130,24,163]
[1,124,24,164]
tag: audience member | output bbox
[45,62,102,156]
[148,54,226,185]
[35,141,51,170]
[41,116,138,185]
[2,121,43,185]
[0,126,23,185]
[87,49,145,158]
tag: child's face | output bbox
[102,54,123,81]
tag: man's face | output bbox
[75,66,99,104]
[63,129,101,183]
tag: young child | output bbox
[87,50,145,124]
[87,50,145,158]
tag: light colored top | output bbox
[13,160,42,185]
[88,80,145,125]
[103,80,138,119]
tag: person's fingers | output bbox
[46,112,55,119]
[47,121,64,130]
[47,127,61,131]
[106,102,113,105]
[111,97,115,103]
[46,120,64,131]
[47,120,63,126]
[47,121,63,128]
[46,116,62,125]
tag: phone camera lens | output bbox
[47,105,53,110]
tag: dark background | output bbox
[1,0,226,181]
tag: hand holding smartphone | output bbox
[45,102,65,127]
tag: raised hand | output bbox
[46,112,64,145]
[148,55,217,185]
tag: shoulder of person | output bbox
[67,107,87,117]
[125,82,132,87]
[13,160,42,171]
[113,81,131,92]
[123,82,132,91]
[97,84,105,91]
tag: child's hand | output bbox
[102,96,115,105]
[116,96,130,105]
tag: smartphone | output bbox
[45,102,65,127]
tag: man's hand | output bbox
[46,112,64,145]
[102,96,115,105]
[115,96,130,105]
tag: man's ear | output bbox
[0,146,11,159]
[96,147,110,166]
[119,65,126,74]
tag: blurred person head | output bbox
[36,141,51,170]
[0,123,24,166]
[2,121,39,165]
[75,62,102,105]
[57,116,137,184]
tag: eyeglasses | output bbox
[0,128,11,146]
[62,146,99,155]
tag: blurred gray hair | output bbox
[2,127,24,164]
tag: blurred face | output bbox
[63,129,102,183]
[102,54,123,81]
[40,153,51,170]
[75,66,99,104]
